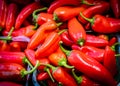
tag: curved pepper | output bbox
[80,12,120,33]
[68,17,86,46]
[37,71,50,81]
[60,42,117,86]
[78,1,110,24]
[53,5,87,21]
[15,2,42,29]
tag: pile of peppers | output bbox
[0,0,120,86]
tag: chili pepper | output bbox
[47,0,81,14]
[53,5,87,21]
[103,45,118,77]
[37,71,50,81]
[0,51,26,66]
[85,34,109,47]
[9,41,21,52]
[35,31,61,58]
[60,42,117,86]
[72,69,101,86]
[25,49,50,70]
[41,64,78,86]
[15,2,42,29]
[0,81,22,86]
[47,79,58,86]
[110,0,120,18]
[68,17,86,46]
[9,0,32,5]
[78,1,110,24]
[109,36,117,46]
[0,40,10,51]
[48,47,74,68]
[97,34,108,41]
[72,44,105,62]
[5,3,18,31]
[0,62,40,81]
[60,30,74,46]
[80,12,120,33]
[27,20,62,50]
[0,0,7,29]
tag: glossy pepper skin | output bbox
[35,31,61,58]
[78,1,110,24]
[68,17,86,46]
[47,0,80,13]
[5,3,18,31]
[60,43,117,86]
[27,21,60,49]
[80,13,120,33]
[0,63,25,82]
[103,46,117,77]
[53,5,87,21]
[71,44,105,62]
[15,2,41,29]
[0,0,7,29]
[37,71,50,81]
[0,51,26,66]
[85,34,109,48]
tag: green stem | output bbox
[72,69,82,84]
[0,36,12,40]
[80,12,94,25]
[32,23,38,30]
[59,41,71,56]
[58,57,74,69]
[23,57,34,68]
[58,29,67,35]
[32,7,48,20]
[115,54,120,57]
[53,13,59,21]
[21,60,40,77]
[44,67,55,82]
[0,26,2,31]
[81,0,95,6]
[7,27,14,37]
[56,22,63,27]
[111,42,120,51]
[77,38,85,46]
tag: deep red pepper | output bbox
[0,81,22,86]
[60,30,74,46]
[72,69,101,86]
[85,34,109,47]
[15,2,42,29]
[78,1,110,24]
[47,0,81,13]
[53,5,87,21]
[80,13,120,33]
[35,31,61,58]
[0,40,10,51]
[103,45,118,77]
[47,79,58,86]
[110,0,120,18]
[5,3,18,31]
[0,0,7,29]
[60,43,117,86]
[42,64,78,86]
[0,51,26,66]
[109,36,117,46]
[71,44,105,62]
[68,17,86,46]
[9,0,32,5]
[27,21,61,49]
[37,71,50,81]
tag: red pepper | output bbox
[85,34,109,47]
[27,21,61,49]
[72,44,105,62]
[53,5,87,21]
[42,64,78,86]
[9,41,21,52]
[103,45,118,77]
[60,30,74,46]
[47,0,81,13]
[0,40,10,51]
[0,51,26,66]
[68,17,86,46]
[72,69,101,86]
[48,47,74,68]
[60,42,117,86]
[15,2,42,29]
[78,1,110,24]
[80,13,120,33]
[37,71,50,81]
[109,36,117,46]
[0,81,22,86]
[0,0,7,28]
[110,0,120,18]
[47,79,58,86]
[35,31,61,58]
[5,3,18,31]
[9,0,32,5]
